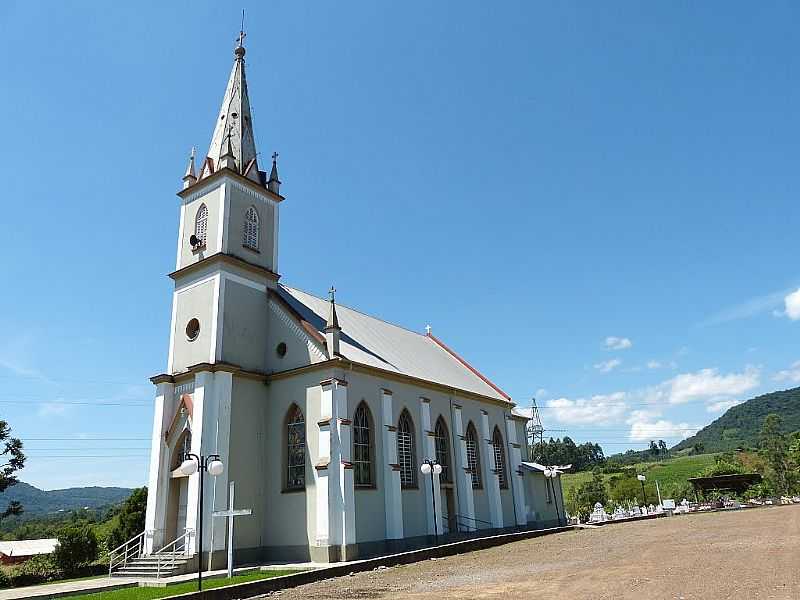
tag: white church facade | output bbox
[142,36,564,566]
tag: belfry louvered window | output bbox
[353,402,374,487]
[465,422,482,489]
[243,206,259,250]
[397,409,416,488]
[285,404,305,491]
[195,204,208,246]
[493,427,508,489]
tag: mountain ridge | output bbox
[673,386,800,453]
[0,482,133,519]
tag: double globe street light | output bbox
[420,459,443,539]
[178,453,224,591]
[543,467,563,527]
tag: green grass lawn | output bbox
[63,570,300,600]
[561,453,720,499]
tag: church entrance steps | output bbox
[111,552,195,578]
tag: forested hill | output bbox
[0,482,132,519]
[673,387,800,453]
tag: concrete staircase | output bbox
[111,552,195,578]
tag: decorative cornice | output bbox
[380,388,393,396]
[320,377,348,388]
[178,167,284,204]
[318,418,332,427]
[315,460,330,471]
[169,252,280,283]
[385,425,398,432]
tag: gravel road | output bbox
[257,504,800,600]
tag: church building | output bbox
[141,35,564,568]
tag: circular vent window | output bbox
[276,342,287,357]
[186,318,200,341]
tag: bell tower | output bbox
[145,34,284,557]
[168,35,284,375]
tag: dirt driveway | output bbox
[262,505,800,600]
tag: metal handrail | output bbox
[108,530,145,576]
[153,529,194,578]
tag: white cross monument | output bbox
[212,481,252,578]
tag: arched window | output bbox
[285,404,305,491]
[171,430,192,471]
[397,409,416,488]
[434,416,451,483]
[465,422,482,489]
[492,427,508,489]
[194,204,208,246]
[353,402,374,487]
[243,206,259,250]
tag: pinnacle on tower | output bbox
[268,152,281,194]
[182,147,197,189]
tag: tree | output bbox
[649,440,658,457]
[566,469,608,517]
[759,414,790,495]
[53,526,98,575]
[658,440,669,458]
[0,420,25,522]
[692,442,705,455]
[107,487,148,551]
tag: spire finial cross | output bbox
[237,9,246,48]
[190,146,196,160]
[425,324,432,335]
[329,286,336,302]
[272,151,279,163]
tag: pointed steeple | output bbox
[324,286,341,356]
[182,147,197,189]
[268,152,281,194]
[200,29,258,180]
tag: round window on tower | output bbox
[276,342,287,358]
[186,318,200,342]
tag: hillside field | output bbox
[561,453,719,501]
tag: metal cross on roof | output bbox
[237,10,246,48]
[329,286,336,301]
[272,151,279,162]
[425,324,432,335]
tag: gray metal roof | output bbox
[279,285,512,403]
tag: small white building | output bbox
[0,539,58,565]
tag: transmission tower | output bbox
[526,397,544,461]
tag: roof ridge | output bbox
[280,283,428,338]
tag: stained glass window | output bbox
[243,206,259,250]
[493,427,508,489]
[286,405,305,490]
[434,417,450,483]
[398,410,416,488]
[465,422,481,489]
[353,403,373,487]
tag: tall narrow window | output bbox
[353,402,374,487]
[493,427,508,489]
[465,422,482,489]
[434,416,451,483]
[397,409,416,488]
[194,204,208,246]
[243,206,259,250]
[285,404,305,491]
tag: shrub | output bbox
[0,568,10,588]
[53,526,98,575]
[9,555,62,587]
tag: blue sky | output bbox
[1,1,798,489]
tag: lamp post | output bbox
[637,474,647,506]
[544,467,562,527]
[420,459,443,540]
[178,453,224,591]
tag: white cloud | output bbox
[628,418,694,442]
[700,289,789,326]
[706,399,743,413]
[545,392,626,425]
[665,366,759,405]
[534,388,549,400]
[37,402,69,418]
[784,289,800,321]
[774,360,800,384]
[594,359,622,373]
[605,336,632,350]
